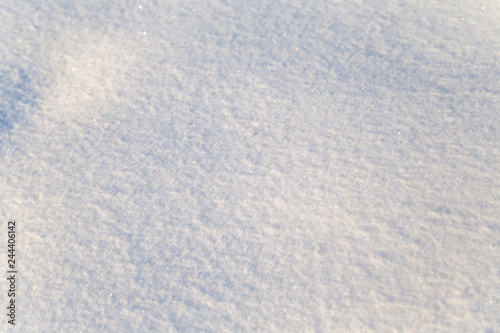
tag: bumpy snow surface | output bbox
[0,1,499,332]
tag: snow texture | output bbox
[0,0,499,332]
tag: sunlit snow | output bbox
[0,0,499,332]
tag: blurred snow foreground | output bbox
[0,0,499,331]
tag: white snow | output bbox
[0,0,499,331]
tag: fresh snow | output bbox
[0,0,499,332]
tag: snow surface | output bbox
[0,0,499,332]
